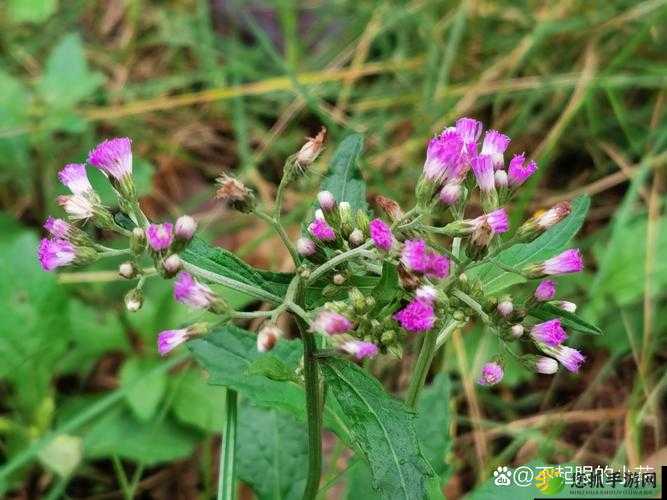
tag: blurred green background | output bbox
[0,0,666,498]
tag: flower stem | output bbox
[306,241,373,284]
[405,326,438,408]
[218,388,238,500]
[255,208,301,267]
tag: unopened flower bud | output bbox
[118,261,137,279]
[439,182,461,205]
[162,254,182,277]
[511,324,524,338]
[216,175,256,213]
[374,195,404,222]
[257,324,284,352]
[355,209,370,234]
[333,273,346,285]
[175,215,197,242]
[349,288,366,312]
[348,228,365,247]
[338,201,352,223]
[494,170,508,188]
[146,223,174,252]
[125,288,143,312]
[157,322,208,356]
[518,201,571,240]
[534,356,558,374]
[130,227,146,254]
[295,127,326,167]
[497,298,514,317]
[296,237,316,256]
[478,361,503,386]
[317,191,336,211]
[557,300,577,313]
[381,330,396,344]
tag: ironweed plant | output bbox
[38,118,599,499]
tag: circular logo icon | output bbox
[535,468,565,495]
[513,466,534,487]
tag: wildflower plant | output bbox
[39,120,601,500]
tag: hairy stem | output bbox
[451,289,491,324]
[218,388,238,500]
[306,241,373,284]
[255,209,300,266]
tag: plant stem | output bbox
[451,289,491,324]
[306,241,373,284]
[405,327,438,408]
[255,208,300,266]
[97,247,131,258]
[218,389,238,500]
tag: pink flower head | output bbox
[415,285,438,304]
[530,319,567,347]
[43,216,72,239]
[87,137,133,180]
[478,361,503,386]
[173,272,216,309]
[174,215,197,241]
[146,223,174,251]
[317,190,336,211]
[544,345,586,373]
[471,155,495,193]
[157,328,189,356]
[311,311,353,335]
[455,117,483,146]
[296,237,316,256]
[426,252,450,279]
[58,163,93,195]
[534,279,556,301]
[394,299,435,333]
[535,201,571,229]
[308,218,336,241]
[38,238,75,271]
[507,153,537,186]
[341,340,379,360]
[542,249,584,275]
[57,194,94,220]
[401,239,428,273]
[369,218,394,251]
[439,182,461,205]
[423,130,464,182]
[481,130,510,169]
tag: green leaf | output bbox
[119,358,168,422]
[181,238,292,302]
[37,434,82,478]
[529,303,602,335]
[0,71,31,185]
[320,358,435,500]
[7,0,57,23]
[415,374,452,479]
[371,261,401,306]
[471,195,590,295]
[36,33,105,108]
[247,355,296,382]
[171,370,227,432]
[237,402,308,500]
[321,134,367,211]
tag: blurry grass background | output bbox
[0,0,666,498]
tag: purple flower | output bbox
[507,153,537,186]
[57,194,94,220]
[311,311,353,335]
[173,272,216,309]
[478,362,503,386]
[543,345,586,373]
[401,239,428,273]
[87,137,133,180]
[455,117,483,147]
[157,329,189,356]
[146,223,174,251]
[534,279,556,301]
[542,249,584,275]
[471,155,495,193]
[426,253,450,279]
[296,237,316,256]
[174,215,197,241]
[43,216,72,239]
[534,356,558,374]
[58,163,93,195]
[481,130,510,169]
[317,190,336,211]
[394,299,435,333]
[494,170,508,188]
[439,182,461,205]
[308,218,336,241]
[369,218,394,251]
[415,285,438,304]
[530,319,567,346]
[38,238,76,271]
[485,208,510,233]
[341,340,379,360]
[423,130,464,182]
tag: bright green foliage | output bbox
[120,358,168,422]
[320,134,367,211]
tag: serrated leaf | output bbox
[181,238,292,302]
[237,402,308,500]
[36,33,105,108]
[120,358,168,422]
[529,303,602,335]
[321,134,367,211]
[471,195,590,295]
[320,358,435,500]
